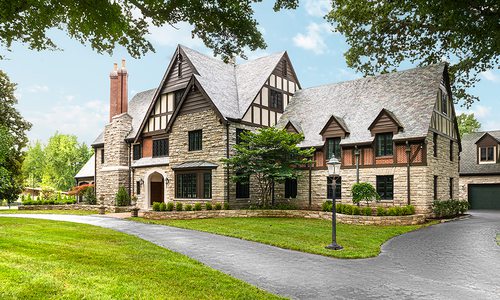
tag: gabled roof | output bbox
[368,108,403,131]
[75,154,95,179]
[278,63,446,147]
[460,130,500,175]
[285,119,303,134]
[475,132,500,144]
[319,115,350,135]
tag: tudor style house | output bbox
[459,130,500,210]
[77,45,460,214]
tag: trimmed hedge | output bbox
[432,199,469,218]
[322,201,416,216]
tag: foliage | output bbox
[158,202,167,212]
[214,203,222,210]
[326,0,500,106]
[185,204,193,211]
[0,71,31,204]
[194,203,202,211]
[376,207,386,216]
[176,202,183,211]
[205,202,213,210]
[22,141,45,188]
[457,113,481,138]
[152,202,161,212]
[223,127,314,207]
[166,202,174,212]
[21,194,77,205]
[376,206,415,216]
[351,182,380,205]
[115,186,131,206]
[322,200,333,212]
[223,202,230,210]
[323,202,415,216]
[82,186,97,205]
[362,207,372,216]
[432,200,469,218]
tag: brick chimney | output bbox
[109,59,128,122]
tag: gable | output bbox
[430,70,460,142]
[178,85,212,116]
[369,109,402,135]
[320,116,348,140]
[476,133,499,147]
[161,49,195,93]
[271,54,300,89]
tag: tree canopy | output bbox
[456,113,481,138]
[327,0,500,106]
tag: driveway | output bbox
[1,211,499,299]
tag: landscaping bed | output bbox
[19,204,134,213]
[0,209,98,215]
[143,209,427,225]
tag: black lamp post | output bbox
[325,155,343,250]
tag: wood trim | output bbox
[368,108,403,131]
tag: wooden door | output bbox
[150,181,164,205]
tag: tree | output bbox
[22,141,46,188]
[0,0,299,62]
[41,133,93,191]
[223,127,314,207]
[326,0,500,106]
[351,182,380,206]
[457,113,481,138]
[0,71,31,203]
[115,186,131,206]
[0,125,14,203]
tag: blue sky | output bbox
[1,0,499,146]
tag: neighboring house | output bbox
[76,44,460,214]
[459,131,500,210]
[74,154,95,186]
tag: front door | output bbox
[150,180,164,205]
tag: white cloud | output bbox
[480,70,500,82]
[457,104,490,119]
[304,0,331,17]
[147,22,203,48]
[293,22,335,54]
[27,84,49,93]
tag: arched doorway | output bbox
[149,172,164,206]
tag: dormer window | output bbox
[479,146,495,163]
[376,133,393,157]
[326,137,341,160]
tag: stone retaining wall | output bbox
[18,205,134,213]
[143,209,427,225]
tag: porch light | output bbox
[139,178,144,186]
[327,155,341,177]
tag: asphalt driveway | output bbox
[1,211,499,299]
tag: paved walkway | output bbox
[1,211,499,299]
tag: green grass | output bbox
[0,209,98,215]
[130,217,435,259]
[0,218,281,299]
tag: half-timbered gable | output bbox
[430,70,459,141]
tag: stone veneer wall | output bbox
[132,166,168,210]
[96,113,132,206]
[459,175,500,200]
[19,205,133,213]
[143,209,427,225]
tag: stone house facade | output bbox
[79,45,460,214]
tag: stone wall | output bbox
[131,166,168,210]
[459,175,500,200]
[143,209,427,225]
[19,205,134,213]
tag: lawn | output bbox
[0,209,98,215]
[0,218,281,299]
[130,217,435,259]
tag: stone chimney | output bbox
[109,59,128,122]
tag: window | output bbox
[100,149,104,164]
[326,138,341,160]
[376,133,393,157]
[236,175,250,198]
[269,90,283,111]
[285,178,297,199]
[188,130,202,151]
[480,146,495,162]
[449,140,453,161]
[449,178,453,199]
[236,128,250,145]
[152,139,168,157]
[376,176,394,200]
[174,89,185,107]
[441,90,448,115]
[327,177,341,199]
[175,171,212,199]
[133,144,142,160]
[433,133,438,157]
[136,181,141,195]
[434,176,438,200]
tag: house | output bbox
[78,45,460,214]
[459,131,500,210]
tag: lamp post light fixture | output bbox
[354,146,360,183]
[326,155,343,250]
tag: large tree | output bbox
[223,127,314,207]
[22,141,46,188]
[0,70,31,203]
[326,0,500,106]
[0,0,297,61]
[457,113,481,138]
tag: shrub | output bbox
[166,202,174,211]
[376,207,386,216]
[351,206,361,215]
[214,203,222,210]
[322,201,332,212]
[432,199,469,218]
[115,186,131,206]
[185,204,193,211]
[176,202,183,211]
[342,204,352,215]
[387,207,398,216]
[223,202,230,210]
[83,186,97,205]
[351,182,380,205]
[205,202,212,210]
[362,207,372,216]
[159,202,167,211]
[194,203,202,211]
[152,202,161,211]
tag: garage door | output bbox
[468,184,500,210]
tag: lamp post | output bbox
[326,155,343,250]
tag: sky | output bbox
[1,0,499,146]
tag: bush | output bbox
[322,200,332,212]
[342,204,353,215]
[159,202,167,211]
[152,202,161,211]
[205,202,212,210]
[351,206,361,215]
[351,182,380,205]
[362,207,372,216]
[185,204,193,211]
[376,207,386,216]
[432,199,469,218]
[223,202,230,210]
[272,203,297,210]
[176,202,183,211]
[194,203,202,211]
[115,186,131,206]
[214,203,222,210]
[166,202,174,211]
[387,207,398,216]
[83,186,97,205]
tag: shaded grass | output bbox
[0,218,281,300]
[0,209,98,215]
[130,217,436,259]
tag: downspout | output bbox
[406,141,411,205]
[128,143,131,197]
[225,122,230,204]
[94,147,97,198]
[308,163,312,208]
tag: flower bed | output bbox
[19,205,134,213]
[143,210,427,226]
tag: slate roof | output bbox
[460,130,500,175]
[277,63,446,148]
[75,154,95,179]
[171,161,219,170]
[131,156,169,168]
